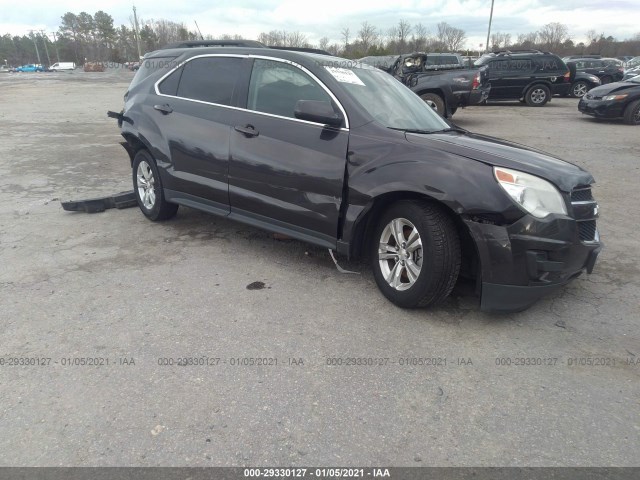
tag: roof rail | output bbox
[492,49,550,55]
[160,40,266,49]
[269,46,332,56]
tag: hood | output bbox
[587,80,640,96]
[405,132,593,192]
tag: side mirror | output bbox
[294,100,343,127]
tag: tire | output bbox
[420,93,445,115]
[570,81,589,98]
[623,99,640,125]
[132,149,178,221]
[370,200,461,308]
[525,85,550,106]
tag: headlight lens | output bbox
[494,167,567,218]
[602,94,628,101]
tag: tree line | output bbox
[1,11,639,67]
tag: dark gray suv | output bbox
[109,43,601,312]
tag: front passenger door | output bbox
[229,58,349,247]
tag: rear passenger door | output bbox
[152,56,246,213]
[228,58,349,247]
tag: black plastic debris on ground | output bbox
[61,191,137,213]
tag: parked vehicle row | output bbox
[107,42,602,313]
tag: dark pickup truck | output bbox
[359,53,490,117]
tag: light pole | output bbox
[485,0,495,53]
[29,31,42,66]
[40,30,52,67]
[133,4,142,60]
[50,32,61,62]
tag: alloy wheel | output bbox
[530,88,547,104]
[136,160,156,210]
[378,218,423,291]
[572,83,588,97]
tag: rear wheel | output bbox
[570,81,589,98]
[525,85,550,106]
[371,201,461,308]
[420,93,445,115]
[132,149,178,221]
[623,99,640,125]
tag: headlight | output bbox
[602,94,628,101]
[494,167,567,218]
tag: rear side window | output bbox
[129,56,178,90]
[158,67,183,96]
[176,57,242,105]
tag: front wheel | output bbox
[623,99,640,125]
[132,150,178,221]
[420,93,445,116]
[371,201,461,308]
[525,85,550,106]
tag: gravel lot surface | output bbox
[0,69,638,466]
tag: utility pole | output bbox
[29,31,42,66]
[485,0,495,53]
[194,20,204,40]
[132,4,142,60]
[40,30,52,66]
[50,32,61,62]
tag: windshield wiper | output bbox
[388,127,438,134]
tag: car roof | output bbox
[144,46,376,71]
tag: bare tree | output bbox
[411,23,428,51]
[586,29,599,45]
[286,31,308,47]
[517,32,539,48]
[538,22,570,51]
[318,36,330,51]
[397,19,411,50]
[340,27,350,49]
[436,22,466,51]
[358,21,377,52]
[490,31,511,50]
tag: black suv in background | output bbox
[109,43,601,312]
[565,58,625,85]
[475,50,571,105]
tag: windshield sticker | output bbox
[325,67,365,86]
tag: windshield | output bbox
[327,66,450,132]
[628,57,640,68]
[628,75,640,84]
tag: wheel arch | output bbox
[348,191,480,281]
[121,132,151,165]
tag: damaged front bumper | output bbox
[465,213,602,313]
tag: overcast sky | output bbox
[1,0,639,49]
